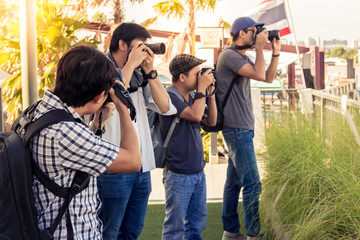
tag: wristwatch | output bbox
[89,121,106,136]
[143,70,158,80]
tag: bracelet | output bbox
[193,92,206,101]
[272,54,280,57]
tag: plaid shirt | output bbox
[29,90,119,239]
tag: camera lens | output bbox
[268,30,280,41]
[145,43,166,54]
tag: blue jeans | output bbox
[162,168,207,240]
[97,170,151,240]
[221,128,262,237]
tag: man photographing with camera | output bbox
[216,17,281,240]
[97,22,176,240]
[160,54,217,240]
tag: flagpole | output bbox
[284,0,307,88]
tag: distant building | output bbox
[323,39,347,46]
[305,37,318,47]
[280,38,288,45]
[323,39,348,52]
[298,40,306,47]
[349,40,360,49]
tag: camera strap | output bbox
[232,44,252,50]
[232,31,258,50]
[107,52,148,93]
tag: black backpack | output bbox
[0,102,90,240]
[148,86,181,168]
[201,74,239,132]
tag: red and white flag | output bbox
[245,0,291,37]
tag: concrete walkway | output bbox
[149,156,266,203]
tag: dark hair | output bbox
[53,45,117,107]
[171,70,190,83]
[231,32,240,42]
[109,22,152,53]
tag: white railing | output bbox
[260,86,360,147]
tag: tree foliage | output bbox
[66,0,144,23]
[326,46,358,60]
[148,0,217,56]
[0,0,98,123]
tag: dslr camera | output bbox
[200,68,216,89]
[200,67,216,79]
[257,27,280,41]
[103,82,136,121]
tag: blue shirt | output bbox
[160,91,205,174]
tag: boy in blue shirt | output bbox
[160,54,217,240]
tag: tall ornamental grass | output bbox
[262,111,360,239]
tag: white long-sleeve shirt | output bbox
[103,82,176,172]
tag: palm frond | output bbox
[140,17,158,28]
[195,0,216,11]
[153,0,185,20]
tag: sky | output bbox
[122,0,360,43]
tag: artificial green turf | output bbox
[138,202,245,240]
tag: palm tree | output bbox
[145,0,217,55]
[0,0,98,123]
[66,0,144,23]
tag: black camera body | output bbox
[257,27,280,41]
[144,43,166,55]
[104,82,136,121]
[201,68,216,79]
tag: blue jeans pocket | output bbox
[170,172,187,184]
[222,128,235,145]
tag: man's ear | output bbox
[119,39,128,52]
[94,91,105,104]
[179,73,186,83]
[239,30,246,39]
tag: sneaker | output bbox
[222,231,246,240]
[246,235,264,240]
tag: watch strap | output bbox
[143,69,158,80]
[193,92,206,101]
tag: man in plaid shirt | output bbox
[30,45,141,239]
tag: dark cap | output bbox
[231,17,264,35]
[169,54,206,76]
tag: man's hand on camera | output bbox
[108,81,129,113]
[97,102,116,124]
[127,41,148,69]
[254,30,268,50]
[140,46,155,74]
[208,78,216,99]
[271,38,281,55]
[197,69,215,92]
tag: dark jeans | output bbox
[221,128,262,237]
[97,170,151,240]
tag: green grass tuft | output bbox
[262,110,360,239]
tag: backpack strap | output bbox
[160,86,183,165]
[20,109,89,240]
[163,116,180,150]
[220,75,239,111]
[166,86,183,100]
[24,109,82,145]
[40,171,90,240]
[213,48,241,112]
